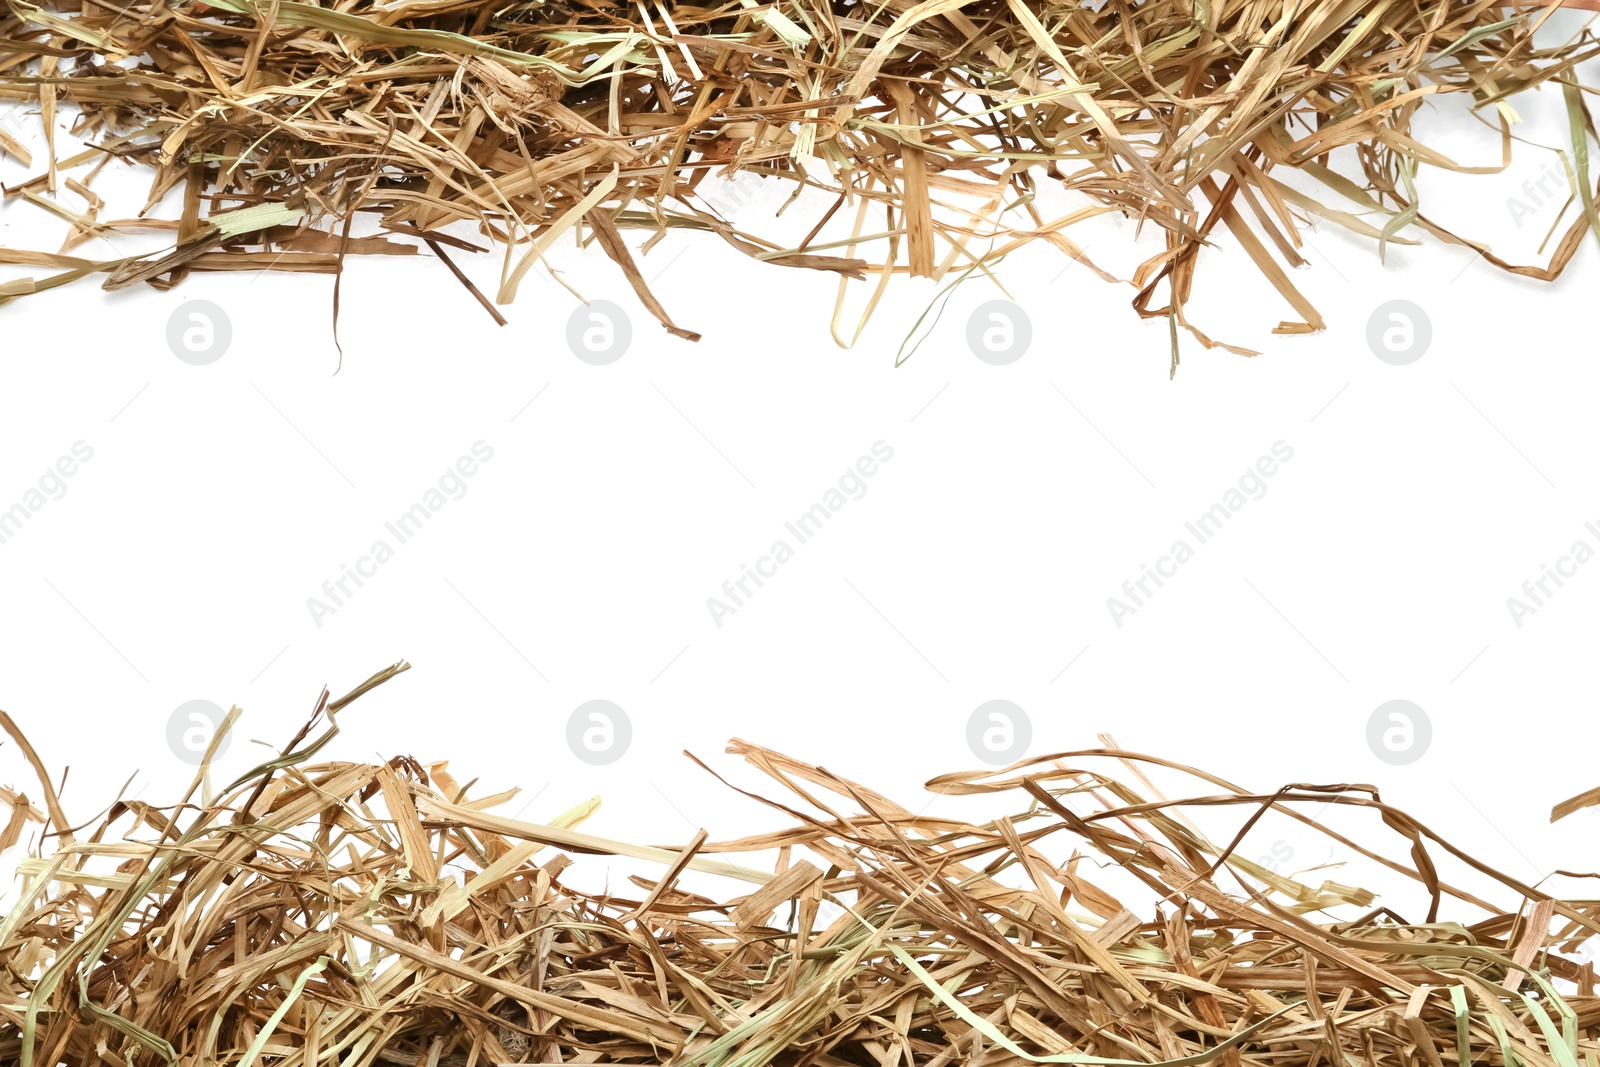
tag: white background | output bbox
[1,34,1598,924]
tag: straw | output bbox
[0,0,1596,360]
[0,667,1596,1067]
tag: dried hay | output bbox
[0,663,1597,1067]
[0,0,1598,360]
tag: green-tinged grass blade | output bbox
[1450,985,1472,1067]
[1562,80,1600,254]
[889,943,1296,1066]
[1378,155,1420,263]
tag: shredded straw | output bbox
[0,0,1597,362]
[1,663,1597,1067]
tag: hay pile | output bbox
[0,0,1597,357]
[1,663,1598,1067]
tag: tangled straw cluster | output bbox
[0,0,1596,359]
[0,663,1598,1067]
